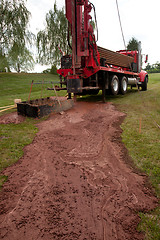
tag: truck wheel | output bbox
[110,75,119,95]
[141,76,148,91]
[120,76,127,95]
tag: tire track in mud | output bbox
[0,102,158,240]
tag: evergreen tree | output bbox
[127,37,139,51]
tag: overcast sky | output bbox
[26,0,160,72]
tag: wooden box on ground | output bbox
[17,97,74,118]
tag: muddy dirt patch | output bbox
[0,112,25,124]
[0,102,158,240]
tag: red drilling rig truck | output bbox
[56,0,148,101]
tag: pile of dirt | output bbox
[0,112,25,124]
[0,102,158,240]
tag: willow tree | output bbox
[9,42,35,73]
[37,3,70,66]
[0,0,34,72]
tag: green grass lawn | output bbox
[0,72,61,184]
[0,72,61,108]
[111,75,160,240]
[0,72,160,239]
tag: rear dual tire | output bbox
[120,76,127,95]
[109,75,127,95]
[110,75,119,95]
